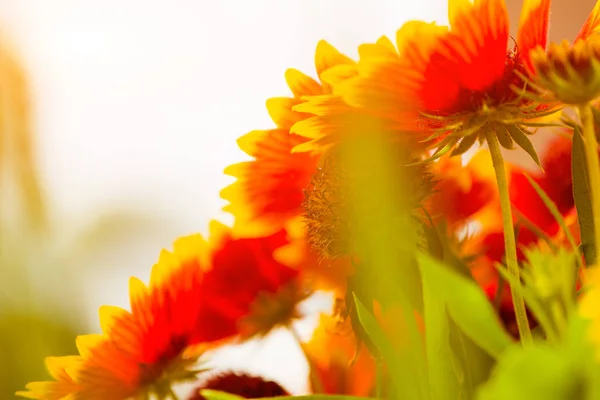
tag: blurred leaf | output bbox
[422,277,460,400]
[0,41,47,232]
[477,315,600,400]
[477,344,585,400]
[354,294,428,400]
[418,253,513,359]
[572,126,596,265]
[61,208,166,264]
[448,318,495,399]
[341,134,422,312]
[220,395,374,400]
[523,175,579,259]
[0,312,80,399]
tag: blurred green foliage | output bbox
[0,311,80,398]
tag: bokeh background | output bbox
[0,0,596,398]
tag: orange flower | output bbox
[426,151,496,227]
[221,41,355,237]
[291,37,428,156]
[18,222,305,400]
[335,0,554,157]
[305,314,376,396]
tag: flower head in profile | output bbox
[531,1,600,105]
[18,222,305,400]
[336,0,556,161]
[220,41,355,237]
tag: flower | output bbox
[290,37,426,156]
[530,1,600,105]
[335,0,555,159]
[200,223,309,339]
[303,140,434,260]
[531,37,600,105]
[304,314,376,396]
[425,150,496,227]
[188,372,289,400]
[18,222,304,399]
[220,41,354,237]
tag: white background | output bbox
[0,0,449,395]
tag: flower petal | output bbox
[516,0,551,70]
[285,68,322,98]
[315,40,354,78]
[577,0,600,42]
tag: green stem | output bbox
[485,130,532,345]
[578,104,600,262]
[290,326,325,394]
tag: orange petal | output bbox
[516,0,551,70]
[129,277,154,331]
[285,68,322,98]
[441,0,509,92]
[358,36,397,60]
[319,64,358,89]
[314,40,354,79]
[577,0,600,41]
[266,97,304,129]
[98,305,143,359]
[221,129,317,235]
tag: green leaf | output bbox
[450,133,479,157]
[353,294,428,400]
[523,174,580,262]
[476,344,587,400]
[235,395,375,400]
[496,128,514,149]
[422,278,460,400]
[495,264,560,343]
[507,124,542,169]
[572,126,596,265]
[199,390,249,400]
[477,315,600,400]
[417,253,514,359]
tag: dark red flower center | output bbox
[188,372,289,400]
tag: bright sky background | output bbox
[0,0,448,395]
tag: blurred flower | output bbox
[531,1,600,105]
[188,372,289,400]
[304,314,376,396]
[335,0,555,158]
[18,221,306,399]
[426,151,496,228]
[220,40,354,237]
